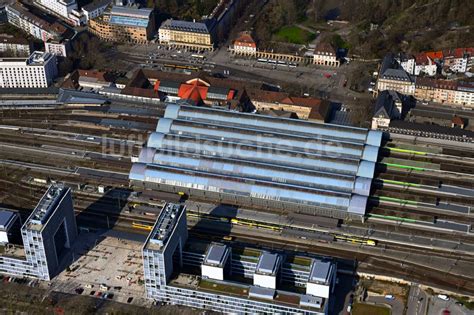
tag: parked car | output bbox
[385,295,395,300]
[75,288,84,294]
[438,294,450,301]
[127,297,133,304]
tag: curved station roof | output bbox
[130,104,383,218]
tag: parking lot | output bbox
[427,295,474,315]
[117,43,371,102]
[49,230,149,306]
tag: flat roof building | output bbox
[37,0,78,19]
[201,243,232,281]
[142,203,336,314]
[158,19,213,51]
[307,260,336,299]
[0,51,57,88]
[88,5,155,44]
[0,184,77,280]
[0,34,31,56]
[0,210,19,244]
[130,104,383,221]
[254,253,281,289]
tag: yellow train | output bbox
[334,234,376,246]
[230,218,282,232]
[163,64,200,71]
[132,222,153,231]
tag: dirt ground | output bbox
[360,278,409,300]
[0,281,202,315]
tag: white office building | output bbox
[0,51,57,88]
[37,0,78,19]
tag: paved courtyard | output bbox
[48,230,149,306]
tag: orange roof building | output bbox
[232,32,257,56]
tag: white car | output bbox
[385,294,395,300]
[437,294,450,301]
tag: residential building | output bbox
[131,104,382,221]
[313,42,339,67]
[44,40,69,57]
[5,2,68,42]
[5,3,70,56]
[142,203,337,314]
[232,32,256,56]
[415,77,474,108]
[395,53,415,75]
[443,48,474,73]
[158,19,213,51]
[81,0,112,21]
[376,54,415,95]
[0,51,57,88]
[37,0,78,19]
[88,5,155,44]
[371,90,404,129]
[414,53,437,76]
[0,34,31,56]
[0,184,77,280]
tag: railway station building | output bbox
[130,104,383,221]
[143,203,336,314]
[0,184,77,280]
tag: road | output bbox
[407,285,428,315]
[367,294,404,315]
[116,44,374,105]
[427,295,474,315]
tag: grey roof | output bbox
[26,185,66,226]
[160,19,209,34]
[158,80,181,90]
[164,104,373,144]
[249,286,275,300]
[379,53,412,81]
[58,89,108,104]
[204,244,228,266]
[0,87,59,95]
[256,253,280,275]
[82,0,111,12]
[156,118,380,161]
[130,163,353,212]
[309,260,331,283]
[130,104,382,218]
[381,68,412,81]
[374,90,395,119]
[207,86,230,96]
[389,120,474,139]
[0,210,16,230]
[300,295,323,309]
[147,203,184,249]
[110,5,152,18]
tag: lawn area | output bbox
[353,303,391,315]
[274,26,316,44]
[199,279,249,297]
